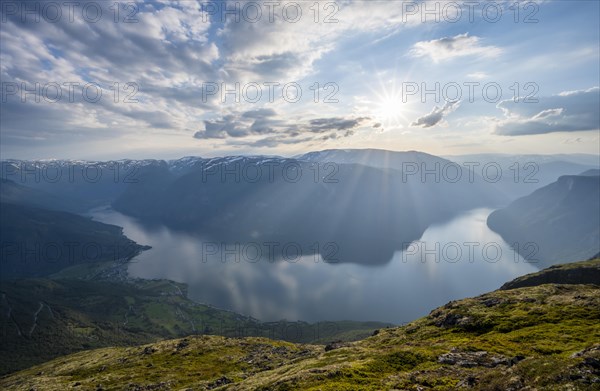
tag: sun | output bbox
[378,95,404,121]
[364,67,419,130]
[374,91,407,128]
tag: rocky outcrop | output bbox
[437,349,523,368]
[501,259,600,290]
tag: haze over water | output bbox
[92,208,538,324]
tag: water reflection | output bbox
[91,208,538,324]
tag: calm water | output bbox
[91,208,538,324]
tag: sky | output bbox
[1,0,599,160]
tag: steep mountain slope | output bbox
[0,179,83,213]
[487,175,600,265]
[2,259,598,390]
[0,159,171,210]
[0,202,146,278]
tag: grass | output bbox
[0,276,390,376]
[1,260,599,390]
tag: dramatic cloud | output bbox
[0,0,220,146]
[410,33,502,62]
[194,109,371,145]
[1,0,598,157]
[307,117,370,133]
[494,87,600,136]
[411,100,460,128]
[0,0,424,152]
[216,1,431,80]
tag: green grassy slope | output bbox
[2,260,598,390]
[0,274,390,376]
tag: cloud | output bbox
[411,100,460,128]
[198,115,250,139]
[217,1,430,81]
[0,0,414,151]
[242,108,278,119]
[494,87,600,136]
[0,0,220,146]
[532,108,564,120]
[194,109,371,146]
[564,137,583,144]
[2,0,595,158]
[307,117,370,133]
[410,33,502,62]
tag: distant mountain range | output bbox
[3,150,597,206]
[488,173,600,265]
[111,152,506,265]
[2,149,598,267]
[297,148,447,170]
[580,168,600,176]
[300,149,598,200]
[444,153,599,167]
[1,151,507,266]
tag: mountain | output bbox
[3,153,597,209]
[487,174,600,265]
[112,155,506,265]
[2,258,598,390]
[445,154,598,201]
[0,202,146,279]
[0,178,83,213]
[0,268,390,376]
[580,169,600,177]
[444,153,599,168]
[0,159,172,211]
[500,258,600,290]
[297,148,449,170]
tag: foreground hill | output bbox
[2,259,598,390]
[0,272,389,376]
[488,174,600,265]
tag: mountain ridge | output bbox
[488,174,600,265]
